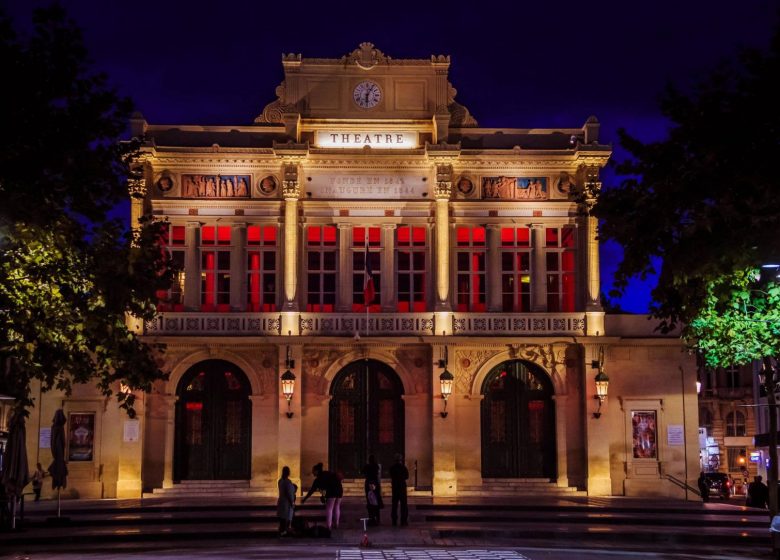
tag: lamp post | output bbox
[439,369,454,418]
[592,346,609,419]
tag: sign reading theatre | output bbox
[316,131,417,149]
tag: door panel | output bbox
[481,361,555,479]
[175,360,251,480]
[330,360,404,478]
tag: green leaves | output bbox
[0,7,169,415]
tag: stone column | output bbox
[283,166,300,311]
[582,165,604,335]
[487,224,502,312]
[162,394,178,488]
[584,343,611,495]
[432,342,456,496]
[337,224,352,312]
[230,223,246,311]
[434,167,452,311]
[553,394,569,488]
[117,390,146,498]
[530,223,546,312]
[278,344,303,488]
[183,222,201,311]
[381,224,397,312]
[251,395,277,490]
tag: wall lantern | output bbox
[438,337,453,418]
[592,346,609,419]
[280,345,296,419]
[439,369,454,418]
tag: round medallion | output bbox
[353,81,381,109]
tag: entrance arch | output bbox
[329,359,405,478]
[481,360,556,478]
[174,359,251,480]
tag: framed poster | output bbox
[68,412,95,461]
[631,410,657,459]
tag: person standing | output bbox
[389,453,409,526]
[31,463,47,502]
[746,475,769,509]
[277,466,297,536]
[697,472,709,503]
[362,455,383,525]
[301,462,343,530]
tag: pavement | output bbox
[0,494,774,560]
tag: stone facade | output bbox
[26,44,699,500]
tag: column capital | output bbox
[337,222,352,230]
[486,223,502,230]
[231,221,247,229]
[186,221,201,228]
[529,223,545,229]
[381,223,397,230]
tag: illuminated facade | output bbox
[29,44,700,500]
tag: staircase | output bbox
[147,480,276,499]
[457,478,584,497]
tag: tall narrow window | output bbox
[455,226,486,312]
[500,227,531,312]
[246,225,277,311]
[545,226,576,312]
[352,226,382,312]
[157,224,185,311]
[726,411,746,437]
[306,225,337,312]
[397,226,427,312]
[201,225,232,312]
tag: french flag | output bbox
[363,244,376,308]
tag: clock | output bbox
[353,81,381,109]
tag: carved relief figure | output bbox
[555,172,577,196]
[259,176,277,196]
[516,178,548,200]
[156,175,174,193]
[182,175,251,198]
[482,176,516,199]
[456,177,474,197]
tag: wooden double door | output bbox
[481,360,556,479]
[174,360,251,480]
[329,359,405,478]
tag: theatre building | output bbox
[28,44,700,500]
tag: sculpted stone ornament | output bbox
[447,82,478,127]
[255,81,297,124]
[344,42,390,70]
[282,163,300,198]
[127,176,147,199]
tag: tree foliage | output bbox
[0,5,171,414]
[590,28,780,335]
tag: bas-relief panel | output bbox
[182,175,251,198]
[481,177,548,200]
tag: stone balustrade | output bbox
[144,312,587,336]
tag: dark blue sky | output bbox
[5,0,778,312]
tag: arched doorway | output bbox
[329,359,404,478]
[174,360,251,480]
[481,360,556,478]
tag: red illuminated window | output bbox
[156,224,185,312]
[545,226,576,312]
[200,225,232,312]
[246,225,277,311]
[397,226,427,311]
[307,226,337,312]
[500,227,531,312]
[352,227,381,312]
[455,226,486,311]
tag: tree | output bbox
[590,28,780,331]
[589,24,780,513]
[0,5,171,415]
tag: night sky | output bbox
[5,0,778,312]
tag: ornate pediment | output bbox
[447,82,478,127]
[255,81,297,124]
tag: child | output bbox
[366,481,380,526]
[31,463,47,502]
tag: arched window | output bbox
[699,407,713,432]
[725,411,746,437]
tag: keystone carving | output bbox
[282,164,300,198]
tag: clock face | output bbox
[353,81,381,109]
